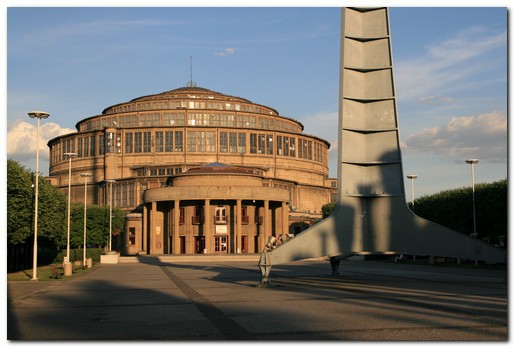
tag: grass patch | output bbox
[7,264,95,282]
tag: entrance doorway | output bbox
[242,236,248,253]
[215,236,228,253]
[179,236,186,254]
[195,236,205,254]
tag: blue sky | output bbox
[4,5,508,198]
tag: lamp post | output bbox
[466,159,479,266]
[465,159,479,238]
[28,111,50,281]
[63,152,77,276]
[106,179,116,253]
[81,173,92,268]
[406,175,418,210]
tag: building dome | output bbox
[47,85,337,256]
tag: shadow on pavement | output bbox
[7,257,507,341]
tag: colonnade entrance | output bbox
[141,198,289,255]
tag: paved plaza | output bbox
[7,257,507,340]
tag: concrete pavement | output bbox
[7,257,507,340]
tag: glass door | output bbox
[215,236,228,253]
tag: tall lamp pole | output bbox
[81,173,92,267]
[106,179,116,252]
[28,111,50,281]
[466,159,479,266]
[63,152,77,276]
[465,159,479,238]
[406,175,418,210]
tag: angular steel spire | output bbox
[258,7,505,284]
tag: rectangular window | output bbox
[187,131,196,152]
[192,206,202,224]
[220,132,228,153]
[215,207,227,224]
[105,132,114,153]
[206,131,215,152]
[165,131,173,152]
[277,136,283,155]
[116,133,122,153]
[289,137,296,157]
[155,132,164,152]
[84,136,90,156]
[197,131,206,152]
[125,133,133,153]
[211,114,219,126]
[143,132,151,152]
[229,132,237,153]
[77,138,83,157]
[128,184,134,207]
[134,132,142,153]
[250,133,257,154]
[257,134,265,154]
[115,184,121,208]
[241,205,249,224]
[99,134,105,155]
[238,133,246,154]
[266,135,273,155]
[90,136,96,156]
[175,131,183,152]
[188,131,215,152]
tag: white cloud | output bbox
[403,111,506,163]
[417,95,454,105]
[7,120,76,161]
[214,48,235,56]
[395,27,506,101]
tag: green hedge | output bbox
[412,179,507,246]
[52,248,105,264]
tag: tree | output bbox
[321,201,337,219]
[70,203,126,248]
[7,159,34,245]
[37,173,67,248]
[7,159,68,248]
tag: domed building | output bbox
[47,85,337,255]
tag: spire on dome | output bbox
[187,56,197,87]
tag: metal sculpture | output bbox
[258,7,506,286]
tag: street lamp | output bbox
[80,173,92,268]
[465,159,479,238]
[106,179,116,253]
[63,152,77,276]
[28,111,50,281]
[406,175,418,210]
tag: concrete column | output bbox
[142,204,148,254]
[236,199,242,253]
[150,201,156,254]
[262,200,270,251]
[282,201,289,240]
[173,199,180,254]
[204,199,211,253]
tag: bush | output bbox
[54,248,105,263]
